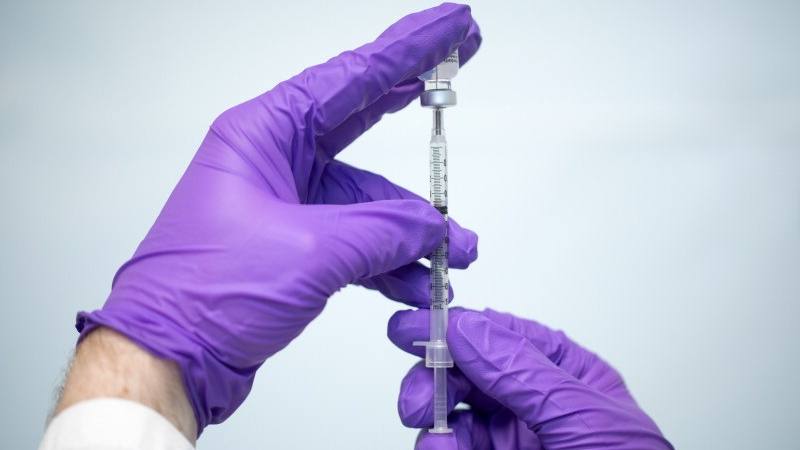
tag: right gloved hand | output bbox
[388,307,673,450]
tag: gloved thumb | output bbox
[312,199,446,287]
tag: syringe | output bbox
[413,50,459,434]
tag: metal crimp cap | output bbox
[420,89,457,108]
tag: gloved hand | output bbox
[76,3,481,434]
[388,308,673,449]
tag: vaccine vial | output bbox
[419,50,459,91]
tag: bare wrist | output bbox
[56,327,197,443]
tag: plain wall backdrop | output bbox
[2,1,799,448]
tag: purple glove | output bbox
[388,308,673,449]
[76,3,481,434]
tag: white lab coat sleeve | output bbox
[38,398,194,450]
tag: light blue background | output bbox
[2,1,799,448]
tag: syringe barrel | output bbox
[424,107,454,367]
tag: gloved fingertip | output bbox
[448,310,497,357]
[479,308,516,328]
[387,309,408,342]
[447,221,479,269]
[399,363,434,428]
[464,228,479,263]
[387,309,409,339]
[454,309,488,330]
[457,17,482,66]
[387,309,428,354]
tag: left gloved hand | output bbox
[76,3,481,434]
[388,307,673,450]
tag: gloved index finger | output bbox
[283,3,480,139]
[317,161,478,269]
